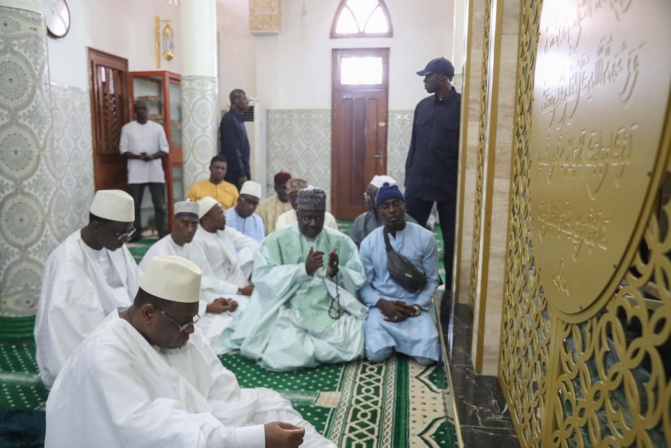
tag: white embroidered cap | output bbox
[90,190,135,222]
[198,196,220,219]
[240,181,262,199]
[370,175,397,189]
[174,201,199,218]
[140,255,201,303]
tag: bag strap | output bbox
[383,227,394,253]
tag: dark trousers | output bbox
[405,196,456,289]
[128,183,167,238]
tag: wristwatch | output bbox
[412,305,422,316]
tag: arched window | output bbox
[330,0,393,38]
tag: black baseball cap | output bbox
[416,57,455,77]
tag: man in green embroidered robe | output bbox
[223,187,367,371]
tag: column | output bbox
[0,0,58,318]
[180,0,219,189]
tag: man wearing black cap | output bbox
[405,57,461,292]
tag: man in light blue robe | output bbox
[224,180,265,242]
[359,183,441,364]
[224,188,368,371]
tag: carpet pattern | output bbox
[221,352,457,447]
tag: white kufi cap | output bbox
[174,201,199,217]
[370,175,397,189]
[90,190,134,222]
[198,196,220,219]
[140,255,201,303]
[240,181,262,199]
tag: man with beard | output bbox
[192,196,259,298]
[275,178,339,232]
[35,190,141,387]
[350,175,416,248]
[140,201,242,353]
[45,255,335,448]
[359,183,441,365]
[223,188,367,371]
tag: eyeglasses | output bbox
[111,226,136,241]
[239,196,259,207]
[159,309,200,332]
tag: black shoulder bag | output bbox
[383,228,427,293]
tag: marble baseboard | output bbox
[440,302,519,446]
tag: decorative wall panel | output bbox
[182,75,218,189]
[266,110,411,209]
[48,84,94,242]
[499,0,671,446]
[0,6,58,317]
[249,0,281,34]
[266,110,332,206]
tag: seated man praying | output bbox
[45,255,335,448]
[223,188,368,371]
[256,171,293,235]
[35,190,141,387]
[140,201,244,354]
[359,183,441,365]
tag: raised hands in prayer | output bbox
[327,247,339,278]
[305,247,324,276]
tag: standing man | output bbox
[35,190,141,387]
[220,89,251,189]
[257,171,293,236]
[359,183,441,365]
[225,181,265,242]
[405,57,461,291]
[187,155,239,210]
[120,100,169,241]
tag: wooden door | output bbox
[331,48,389,220]
[88,48,129,191]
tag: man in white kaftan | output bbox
[192,196,259,296]
[359,183,441,364]
[46,255,334,448]
[224,188,367,371]
[35,190,141,387]
[140,201,246,354]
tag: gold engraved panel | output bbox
[469,0,492,310]
[529,1,671,320]
[499,0,671,446]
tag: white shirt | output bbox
[45,311,335,447]
[34,230,141,387]
[119,120,169,184]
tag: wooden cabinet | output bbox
[129,71,183,231]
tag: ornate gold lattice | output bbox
[469,0,492,309]
[499,0,671,446]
